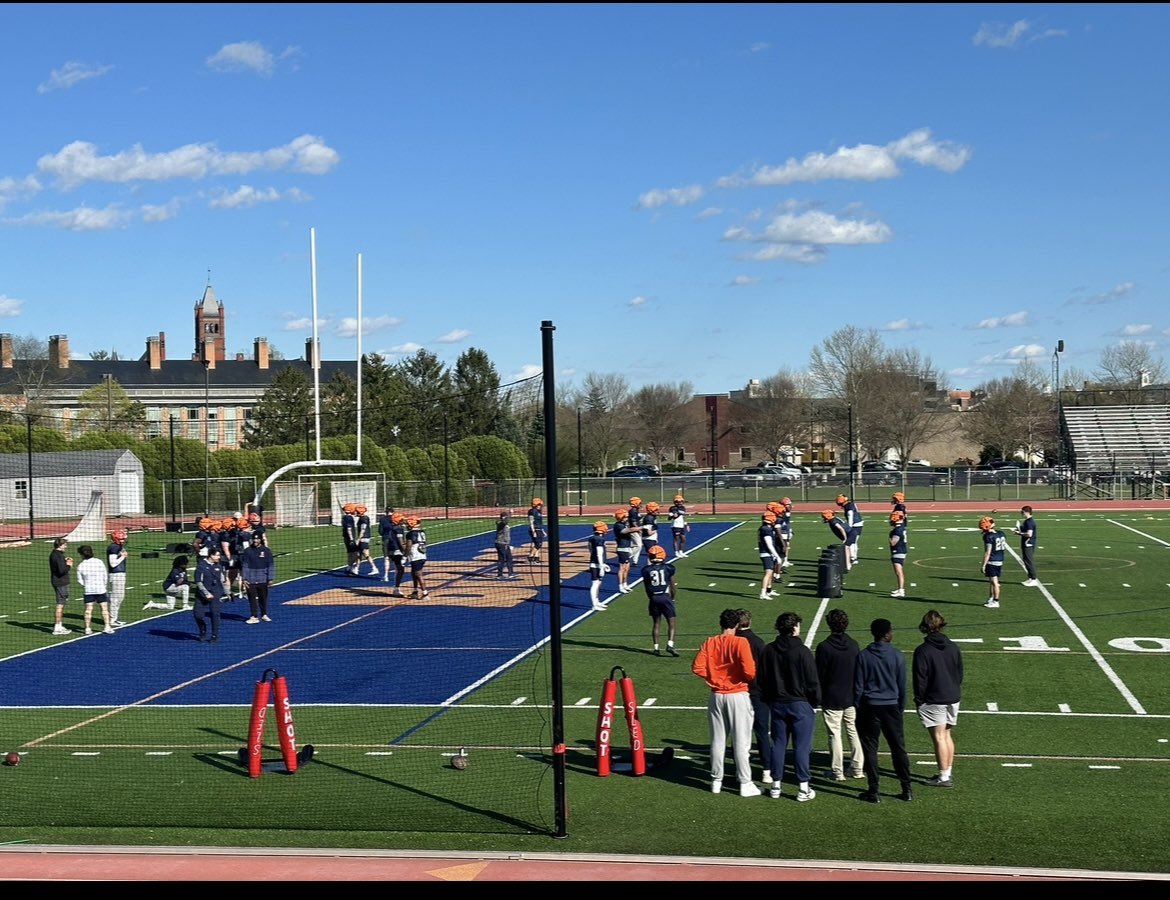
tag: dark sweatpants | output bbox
[857,701,912,793]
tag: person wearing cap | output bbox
[193,547,228,643]
[888,510,908,598]
[668,494,690,557]
[240,530,277,624]
[526,498,545,563]
[586,520,610,611]
[106,529,130,627]
[494,510,519,580]
[642,544,678,656]
[853,618,913,803]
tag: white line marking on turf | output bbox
[1002,763,1033,768]
[1089,765,1121,770]
[1107,519,1170,547]
[71,752,100,757]
[144,751,172,756]
[1059,703,1071,712]
[366,751,394,756]
[953,638,985,644]
[987,702,999,711]
[510,697,527,705]
[574,698,592,706]
[1005,541,1147,716]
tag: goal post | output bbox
[273,482,318,528]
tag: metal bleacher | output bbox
[1061,405,1170,474]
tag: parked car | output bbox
[860,460,899,485]
[969,461,1027,484]
[725,465,802,487]
[605,465,658,479]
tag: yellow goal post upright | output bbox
[254,227,365,517]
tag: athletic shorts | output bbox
[54,584,70,604]
[759,555,777,571]
[648,598,677,620]
[983,563,1002,578]
[917,702,959,728]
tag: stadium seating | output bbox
[1061,405,1170,474]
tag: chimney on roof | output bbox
[201,337,216,370]
[48,335,70,369]
[146,336,163,370]
[235,351,245,362]
[0,334,12,369]
[158,332,166,362]
[254,337,270,370]
[305,338,320,369]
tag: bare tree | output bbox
[1093,342,1166,404]
[726,370,814,464]
[627,381,699,470]
[9,335,66,417]
[865,347,952,466]
[808,326,886,469]
[568,372,633,473]
[961,360,1053,463]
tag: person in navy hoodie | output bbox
[853,618,913,803]
[240,532,276,624]
[194,547,228,643]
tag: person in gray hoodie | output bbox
[853,618,913,803]
[913,610,963,788]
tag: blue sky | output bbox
[1,4,1167,395]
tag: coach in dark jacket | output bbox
[814,608,864,780]
[913,610,963,788]
[758,612,821,801]
[854,618,913,802]
[240,532,277,624]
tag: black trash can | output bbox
[817,549,843,598]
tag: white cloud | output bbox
[973,20,1031,48]
[435,328,471,343]
[1075,281,1137,305]
[729,275,759,287]
[723,209,891,264]
[637,185,704,209]
[141,199,182,222]
[978,343,1048,364]
[0,296,24,317]
[695,207,722,220]
[974,310,1029,329]
[209,185,282,209]
[512,364,542,380]
[386,342,423,354]
[206,41,275,76]
[628,295,648,308]
[37,134,341,190]
[283,316,331,331]
[9,204,130,230]
[0,175,42,212]
[37,61,114,94]
[747,42,769,54]
[880,319,927,332]
[715,129,970,188]
[1120,323,1152,336]
[334,315,402,338]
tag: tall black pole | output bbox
[26,413,35,542]
[709,398,717,515]
[576,408,583,516]
[541,321,568,839]
[203,363,211,515]
[443,412,450,519]
[848,403,855,492]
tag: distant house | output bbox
[0,449,144,520]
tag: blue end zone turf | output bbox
[0,522,735,709]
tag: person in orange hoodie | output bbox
[692,608,761,797]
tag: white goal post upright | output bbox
[254,228,366,514]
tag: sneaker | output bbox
[653,649,662,657]
[667,647,679,658]
[421,591,430,598]
[619,585,630,593]
[591,604,607,612]
[210,636,219,643]
[111,620,126,628]
[924,774,954,788]
[831,773,847,782]
[1023,579,1039,587]
[246,616,260,624]
[766,591,779,598]
[85,627,94,635]
[52,625,70,636]
[261,615,272,622]
[758,592,768,600]
[102,626,115,635]
[983,599,1000,609]
[890,589,905,598]
[858,791,880,804]
[851,771,866,779]
[761,770,773,784]
[381,575,390,583]
[739,782,762,798]
[710,780,722,794]
[507,574,521,580]
[796,788,816,803]
[899,788,914,802]
[769,787,781,799]
[392,590,404,598]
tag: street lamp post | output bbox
[576,408,583,516]
[1052,339,1064,465]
